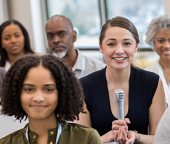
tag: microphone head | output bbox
[115,89,124,120]
[114,89,124,101]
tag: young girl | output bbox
[0,55,102,144]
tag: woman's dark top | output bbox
[80,66,159,136]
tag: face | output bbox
[45,18,76,58]
[100,27,138,70]
[1,23,25,56]
[154,29,170,61]
[21,65,58,121]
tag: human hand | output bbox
[125,131,137,144]
[117,127,128,144]
[101,130,116,143]
[112,118,131,134]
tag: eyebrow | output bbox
[47,30,66,35]
[23,84,56,87]
[3,32,20,37]
[106,38,133,42]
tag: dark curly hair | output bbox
[0,20,34,67]
[1,55,85,121]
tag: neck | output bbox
[106,65,131,88]
[63,47,77,68]
[28,113,58,137]
[159,58,170,69]
[7,51,25,66]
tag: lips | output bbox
[162,50,170,55]
[30,105,47,110]
[11,45,19,49]
[112,57,127,63]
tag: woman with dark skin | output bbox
[0,55,102,144]
[0,20,34,71]
[74,17,166,144]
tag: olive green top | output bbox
[0,121,102,144]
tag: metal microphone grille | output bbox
[114,89,124,100]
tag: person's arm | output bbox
[73,102,92,127]
[88,130,103,144]
[73,102,129,143]
[125,78,166,144]
[153,107,170,144]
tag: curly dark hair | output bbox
[1,55,85,121]
[0,20,34,67]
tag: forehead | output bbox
[24,65,55,83]
[155,28,170,38]
[104,26,135,40]
[2,23,22,35]
[46,18,71,33]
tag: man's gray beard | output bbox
[52,50,67,59]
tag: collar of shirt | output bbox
[4,61,10,71]
[28,126,58,143]
[72,49,83,72]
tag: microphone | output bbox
[114,89,124,120]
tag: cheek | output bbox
[20,36,25,47]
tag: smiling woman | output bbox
[0,55,102,144]
[0,20,35,71]
[74,16,166,144]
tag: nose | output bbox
[163,41,170,48]
[115,44,124,54]
[53,35,61,43]
[11,36,17,43]
[33,91,44,102]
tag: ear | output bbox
[135,44,139,53]
[99,42,103,54]
[72,30,77,43]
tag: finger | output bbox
[112,125,123,130]
[119,129,126,144]
[124,118,131,124]
[112,120,127,126]
[122,129,128,141]
[114,132,118,142]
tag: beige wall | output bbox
[163,0,170,14]
[0,0,8,24]
[7,0,34,49]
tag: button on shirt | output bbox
[28,127,57,144]
[72,49,106,79]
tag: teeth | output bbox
[114,58,126,60]
[163,51,170,53]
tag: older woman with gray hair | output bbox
[145,14,170,106]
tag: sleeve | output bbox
[87,130,103,144]
[153,107,170,144]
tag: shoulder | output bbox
[153,107,170,143]
[0,128,26,144]
[80,67,106,86]
[0,67,6,74]
[145,61,159,72]
[132,66,159,81]
[82,54,106,68]
[65,122,96,132]
[62,122,102,143]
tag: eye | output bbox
[124,42,131,46]
[48,35,53,39]
[4,37,10,40]
[45,88,54,92]
[59,32,66,37]
[24,88,33,92]
[15,34,20,38]
[157,39,164,43]
[107,43,115,46]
